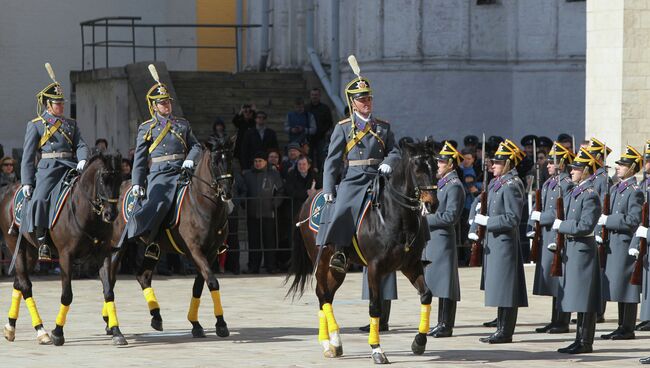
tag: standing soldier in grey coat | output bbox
[630,141,650,334]
[587,138,613,323]
[122,65,201,260]
[473,139,528,344]
[551,148,603,354]
[317,57,400,273]
[529,142,575,334]
[598,145,644,340]
[21,63,89,261]
[423,142,465,338]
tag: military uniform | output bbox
[600,146,644,340]
[475,139,527,344]
[555,147,603,354]
[632,176,650,325]
[21,68,89,260]
[531,143,575,334]
[125,78,201,252]
[423,142,465,338]
[317,77,400,273]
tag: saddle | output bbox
[307,189,374,235]
[11,169,79,229]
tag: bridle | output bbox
[182,149,233,202]
[385,153,437,212]
[73,165,121,216]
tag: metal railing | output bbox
[80,16,267,72]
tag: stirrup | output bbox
[38,245,52,262]
[144,243,161,260]
[329,251,347,273]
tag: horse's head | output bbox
[399,138,439,212]
[82,152,123,223]
[206,136,234,201]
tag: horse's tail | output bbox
[284,202,315,300]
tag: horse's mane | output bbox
[84,151,122,173]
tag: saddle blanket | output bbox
[122,184,189,229]
[12,173,78,228]
[308,189,372,234]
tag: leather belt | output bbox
[566,232,595,240]
[348,158,382,166]
[151,153,186,163]
[41,152,73,159]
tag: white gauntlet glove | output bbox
[597,214,608,226]
[547,243,557,251]
[131,185,145,198]
[378,164,392,175]
[468,232,479,241]
[76,160,87,171]
[636,226,648,239]
[552,219,562,231]
[474,214,488,226]
[530,211,541,222]
[182,160,194,169]
[22,185,33,198]
[323,193,334,203]
[629,248,640,258]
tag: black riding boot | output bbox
[536,298,558,333]
[359,300,390,332]
[601,302,625,339]
[488,307,517,344]
[329,244,347,273]
[559,312,582,353]
[35,227,51,261]
[611,303,637,340]
[483,317,498,328]
[430,298,456,338]
[480,308,502,343]
[566,312,595,354]
[550,308,571,334]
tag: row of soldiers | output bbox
[421,135,650,359]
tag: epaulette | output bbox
[338,117,351,125]
[374,118,389,125]
[449,177,461,185]
[141,118,155,126]
[172,116,188,123]
[586,188,595,194]
[30,116,44,123]
[562,176,572,182]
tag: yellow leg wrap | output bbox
[418,304,432,334]
[25,297,43,327]
[322,303,339,333]
[105,301,119,328]
[55,304,70,327]
[143,287,160,311]
[187,297,200,322]
[318,310,329,342]
[368,317,380,346]
[210,290,224,317]
[8,289,21,320]
[102,301,108,318]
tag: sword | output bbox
[8,191,32,275]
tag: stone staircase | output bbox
[169,71,313,149]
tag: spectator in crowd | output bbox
[305,87,334,169]
[0,157,17,187]
[232,104,256,161]
[224,170,247,275]
[557,133,574,153]
[267,149,282,173]
[95,138,108,153]
[121,159,132,182]
[128,147,136,163]
[240,111,279,170]
[211,117,228,143]
[463,135,479,154]
[284,98,316,144]
[282,142,303,177]
[241,151,284,274]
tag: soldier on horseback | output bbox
[21,63,89,261]
[123,65,202,259]
[318,56,400,273]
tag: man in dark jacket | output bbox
[241,151,284,274]
[305,88,333,169]
[232,104,256,161]
[240,111,279,170]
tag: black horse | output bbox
[287,140,439,364]
[0,153,124,346]
[104,137,234,338]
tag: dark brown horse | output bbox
[0,153,124,346]
[286,140,439,364]
[104,137,233,338]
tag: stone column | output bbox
[585,0,650,162]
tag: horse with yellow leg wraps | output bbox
[106,137,234,338]
[0,153,125,346]
[287,139,439,364]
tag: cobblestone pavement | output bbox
[0,265,647,367]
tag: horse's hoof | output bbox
[4,324,15,342]
[411,333,427,355]
[105,326,113,335]
[151,317,163,331]
[37,331,52,345]
[51,331,65,346]
[192,326,206,338]
[112,334,128,346]
[215,323,230,338]
[371,351,390,364]
[334,344,343,357]
[323,344,337,358]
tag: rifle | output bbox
[631,165,648,285]
[470,134,488,267]
[530,138,542,263]
[600,143,609,269]
[550,150,565,277]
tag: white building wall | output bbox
[0,0,197,155]
[246,0,586,144]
